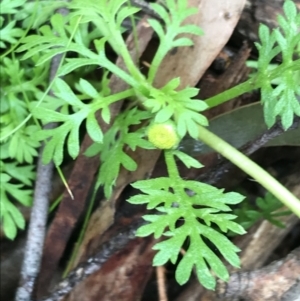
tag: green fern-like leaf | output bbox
[17,1,140,87]
[33,78,111,165]
[86,108,153,198]
[1,0,27,14]
[0,56,46,162]
[148,0,203,82]
[234,192,291,231]
[0,0,27,48]
[70,0,140,52]
[128,150,245,289]
[141,78,208,139]
[255,0,300,129]
[0,19,24,48]
[0,169,33,240]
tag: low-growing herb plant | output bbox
[0,0,300,290]
[233,192,291,232]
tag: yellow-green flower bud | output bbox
[147,122,180,149]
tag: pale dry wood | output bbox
[233,169,300,270]
[217,247,300,301]
[157,266,168,301]
[281,277,300,301]
[235,213,299,270]
[236,0,300,43]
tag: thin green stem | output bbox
[148,44,168,84]
[89,89,136,120]
[269,59,300,78]
[105,88,135,104]
[96,56,139,88]
[126,0,140,62]
[92,88,135,112]
[56,166,74,200]
[108,26,145,84]
[90,16,144,84]
[205,79,258,109]
[205,59,300,109]
[114,40,144,82]
[13,64,40,128]
[63,187,97,277]
[197,125,300,217]
[49,194,63,213]
[164,150,180,180]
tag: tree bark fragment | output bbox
[217,247,300,301]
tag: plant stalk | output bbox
[165,150,181,180]
[205,79,257,108]
[197,125,300,217]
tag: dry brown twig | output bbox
[157,266,168,301]
[15,7,69,301]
